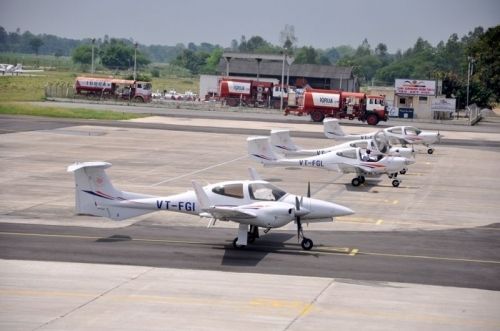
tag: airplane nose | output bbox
[405,158,416,165]
[330,203,355,217]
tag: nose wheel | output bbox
[389,173,401,187]
[297,219,314,250]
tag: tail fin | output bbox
[67,162,153,220]
[247,137,280,165]
[323,118,347,139]
[270,129,300,153]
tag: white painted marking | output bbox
[150,155,248,187]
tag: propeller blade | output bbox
[296,217,302,243]
[307,181,311,198]
[295,196,300,211]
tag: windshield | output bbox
[404,127,422,135]
[336,149,358,159]
[248,183,286,201]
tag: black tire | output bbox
[351,178,361,187]
[134,96,144,103]
[226,98,238,107]
[232,238,245,249]
[301,238,314,250]
[400,169,407,175]
[310,110,325,122]
[427,148,434,154]
[392,179,400,187]
[366,114,379,126]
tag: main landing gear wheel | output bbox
[399,168,407,175]
[392,179,400,187]
[427,148,434,154]
[301,238,314,250]
[351,176,365,186]
[232,238,245,249]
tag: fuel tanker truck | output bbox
[74,77,152,102]
[285,89,388,125]
[218,78,288,108]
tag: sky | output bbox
[0,0,499,52]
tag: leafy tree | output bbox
[170,49,208,74]
[201,48,223,74]
[29,37,44,55]
[71,44,93,65]
[294,46,320,64]
[468,25,500,105]
[100,39,149,70]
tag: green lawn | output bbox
[0,102,146,120]
[0,66,199,119]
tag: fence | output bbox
[467,103,482,125]
[45,82,75,99]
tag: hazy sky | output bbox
[1,0,498,52]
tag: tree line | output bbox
[0,25,498,108]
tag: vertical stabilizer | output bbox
[67,162,153,220]
[323,118,347,139]
[247,137,280,165]
[270,129,301,153]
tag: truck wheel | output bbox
[310,110,325,122]
[226,98,238,107]
[367,114,379,125]
[134,96,144,103]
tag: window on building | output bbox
[399,98,406,105]
[419,96,427,104]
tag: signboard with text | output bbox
[395,79,436,96]
[431,98,456,112]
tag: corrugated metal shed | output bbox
[217,59,353,79]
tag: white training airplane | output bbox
[67,162,354,250]
[0,63,43,76]
[323,118,442,154]
[270,129,415,160]
[248,136,415,187]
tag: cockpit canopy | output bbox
[211,182,286,201]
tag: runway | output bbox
[1,111,500,330]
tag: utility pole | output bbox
[133,42,138,81]
[91,38,95,74]
[280,48,286,111]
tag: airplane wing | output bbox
[337,162,383,176]
[203,206,257,220]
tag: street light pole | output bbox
[280,48,286,111]
[133,42,138,81]
[466,56,474,107]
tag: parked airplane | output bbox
[270,129,415,159]
[68,162,354,250]
[248,136,415,187]
[0,63,43,75]
[323,118,442,154]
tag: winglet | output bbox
[191,180,211,210]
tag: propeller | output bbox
[295,182,311,242]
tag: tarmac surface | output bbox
[1,107,500,330]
